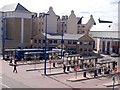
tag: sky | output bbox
[0,0,119,23]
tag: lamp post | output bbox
[61,21,64,59]
[77,41,80,54]
[2,15,6,60]
[43,13,49,75]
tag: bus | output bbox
[15,49,48,60]
[52,48,68,58]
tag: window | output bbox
[49,40,52,43]
[89,42,92,45]
[83,41,89,45]
[84,49,87,51]
[43,40,45,43]
[39,40,41,43]
[89,49,92,52]
[68,40,72,44]
[77,31,79,34]
[34,39,37,43]
[61,40,64,44]
[80,48,83,51]
[54,40,57,43]
[80,41,82,45]
[73,41,77,44]
[82,25,85,28]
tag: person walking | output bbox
[13,64,17,73]
[63,64,66,73]
[13,58,18,73]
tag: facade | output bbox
[90,31,120,55]
[67,10,77,34]
[32,8,96,35]
[0,3,33,49]
[0,3,95,56]
[47,7,58,33]
[32,33,94,56]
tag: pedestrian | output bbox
[13,58,18,73]
[63,64,66,73]
[98,65,101,75]
[13,64,17,73]
[94,68,97,77]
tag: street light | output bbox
[61,21,64,59]
[77,41,80,54]
[43,13,49,75]
[2,15,6,60]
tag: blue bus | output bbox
[15,49,48,60]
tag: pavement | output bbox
[0,56,120,89]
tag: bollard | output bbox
[67,66,70,71]
[53,62,55,67]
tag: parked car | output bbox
[110,53,119,57]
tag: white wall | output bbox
[47,7,58,33]
[67,10,77,34]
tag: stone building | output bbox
[0,3,33,49]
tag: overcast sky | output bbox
[0,0,119,23]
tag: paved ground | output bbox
[0,55,119,89]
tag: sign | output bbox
[75,65,78,70]
[114,67,117,72]
[49,60,52,64]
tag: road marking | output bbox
[1,83,10,88]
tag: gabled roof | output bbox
[0,3,30,13]
[77,16,83,24]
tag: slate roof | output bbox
[89,31,120,39]
[0,3,30,13]
[42,33,85,40]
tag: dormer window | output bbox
[82,25,85,28]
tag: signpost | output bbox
[75,65,78,79]
[114,67,118,72]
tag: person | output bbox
[13,58,18,73]
[63,64,66,73]
[94,68,97,77]
[13,64,17,73]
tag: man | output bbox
[13,58,18,73]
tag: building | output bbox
[90,21,120,55]
[67,10,78,34]
[32,33,94,56]
[0,3,95,57]
[32,8,96,35]
[0,3,33,49]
